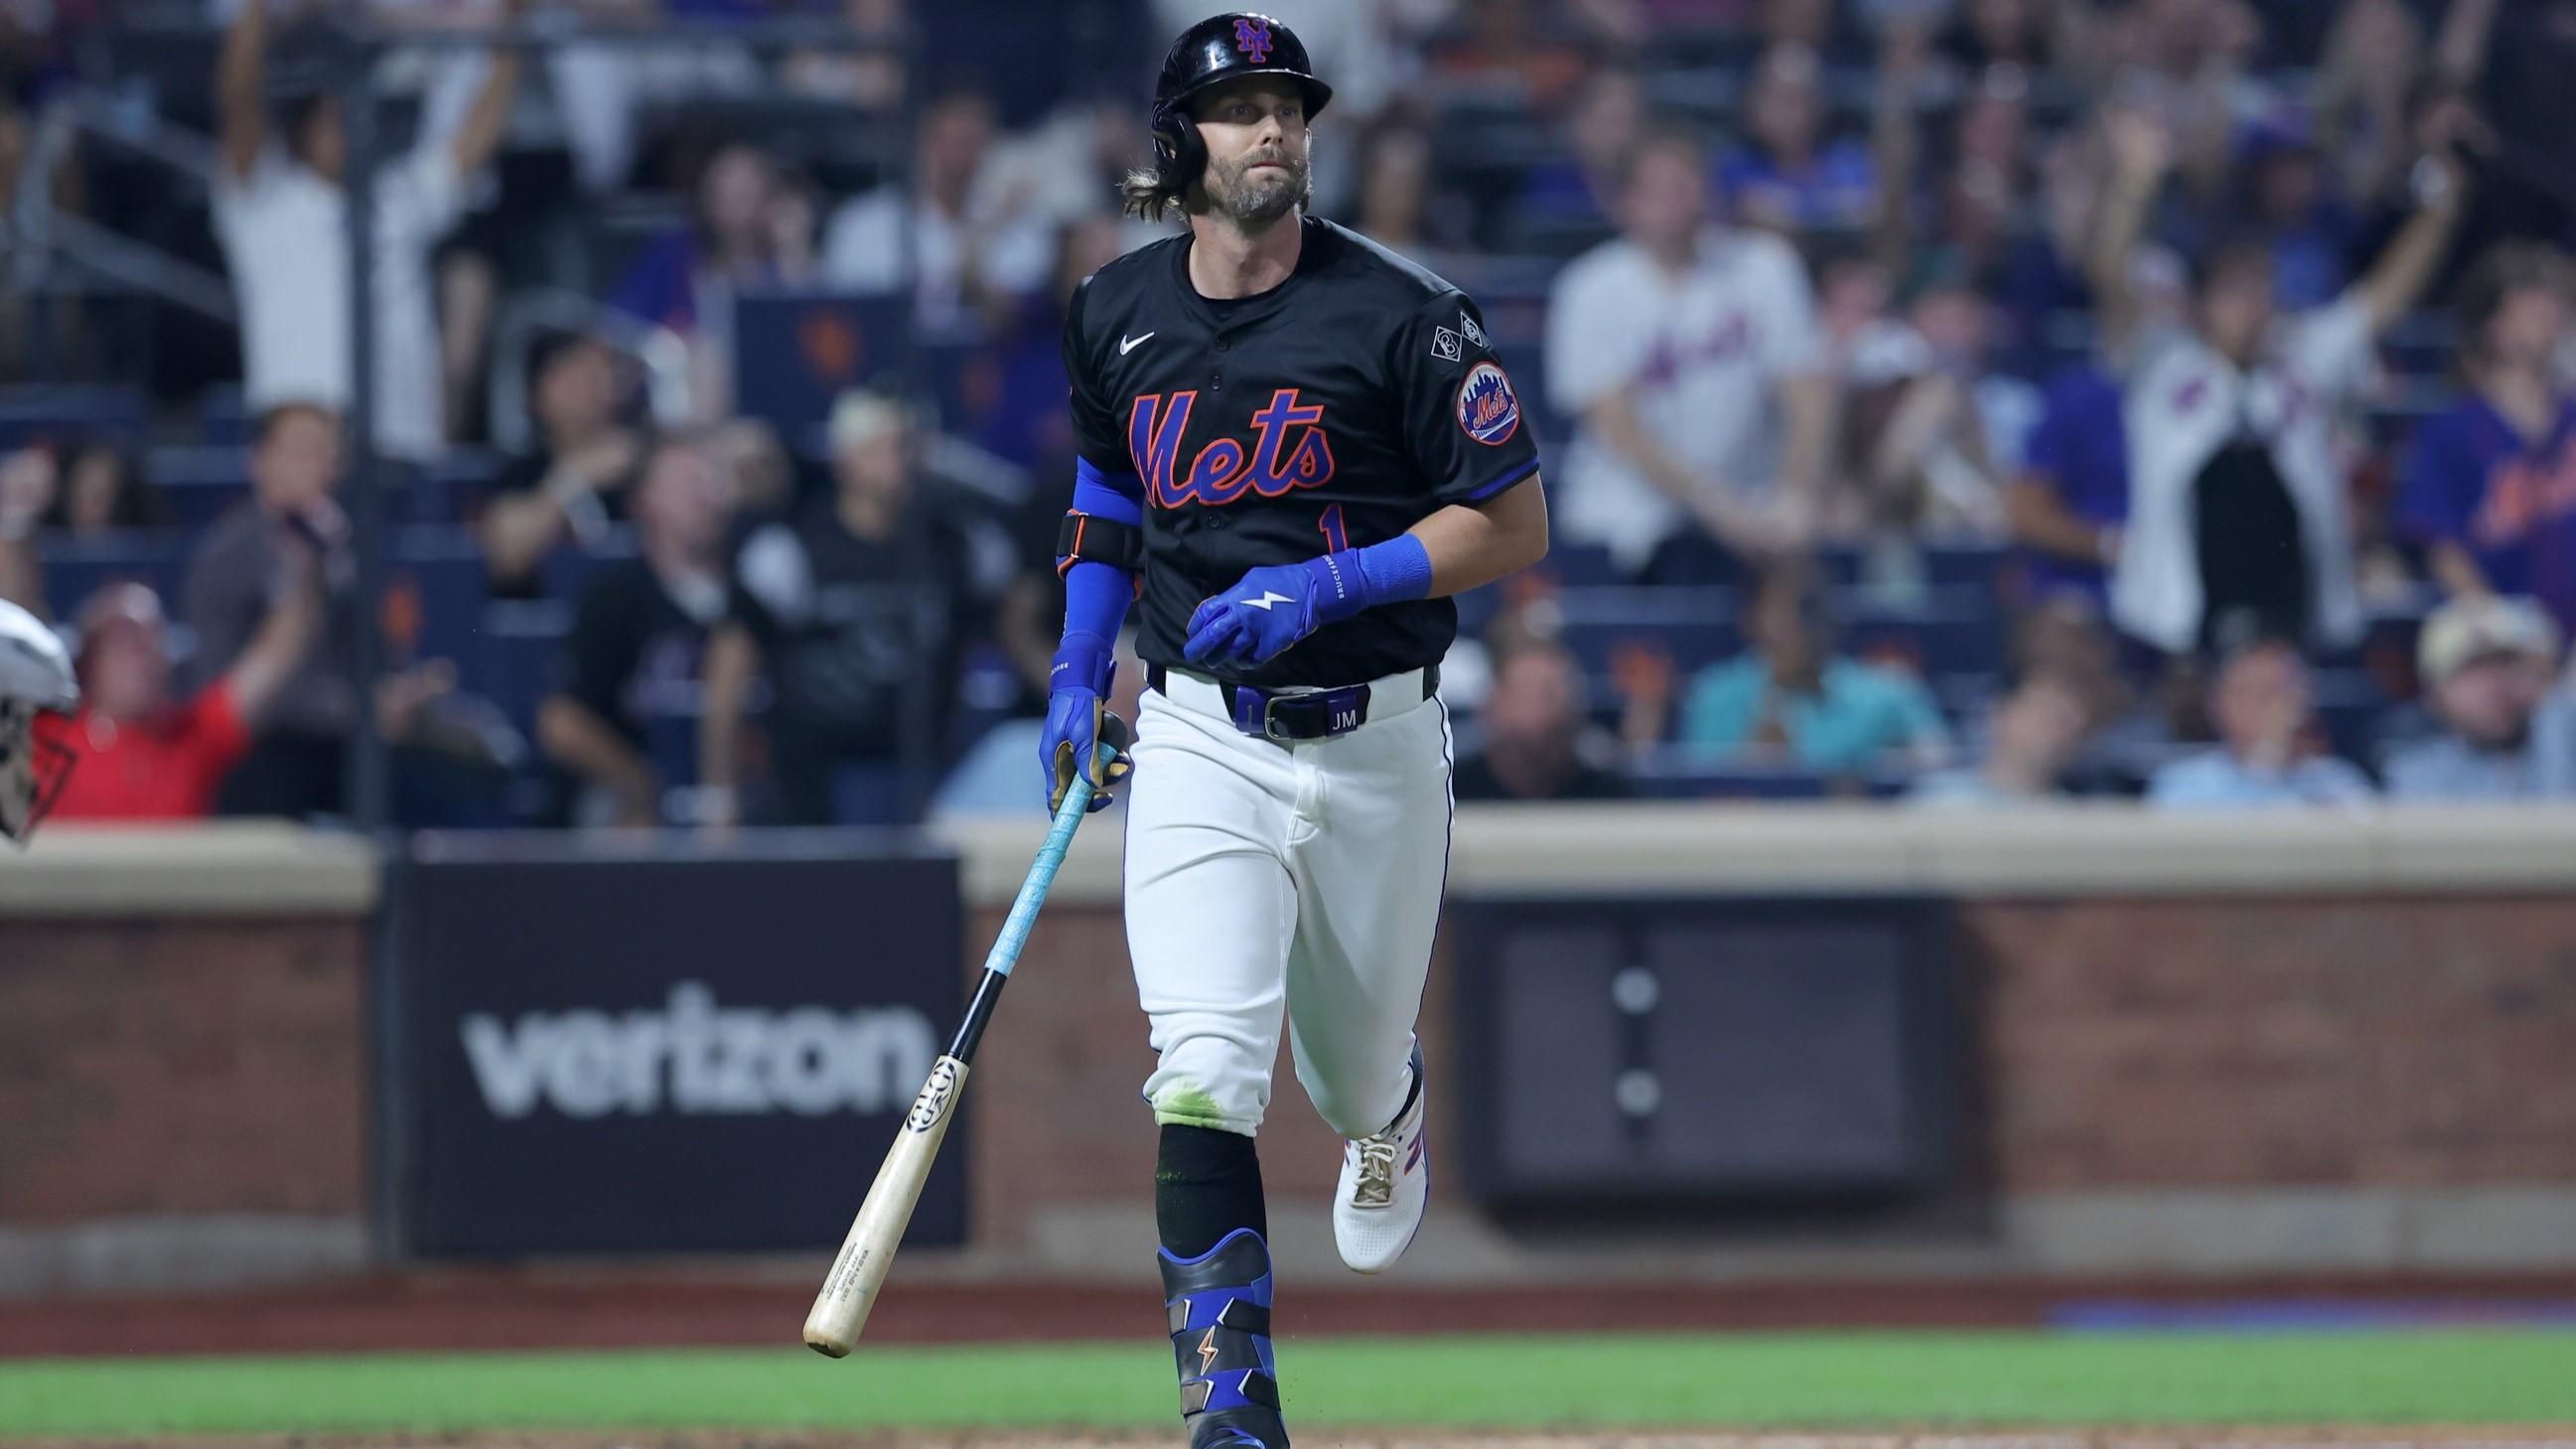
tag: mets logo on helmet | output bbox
[1233,16,1273,62]
[1456,361,1520,446]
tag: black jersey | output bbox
[1064,216,1542,689]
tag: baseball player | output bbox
[1039,14,1548,1446]
[0,597,79,843]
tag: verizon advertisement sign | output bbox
[461,983,936,1119]
[395,842,964,1257]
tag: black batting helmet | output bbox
[1149,12,1334,193]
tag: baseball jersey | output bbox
[2110,300,2374,653]
[37,684,250,821]
[1064,216,1542,690]
[2397,392,2576,638]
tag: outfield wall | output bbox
[0,826,377,1296]
[4,810,2574,1295]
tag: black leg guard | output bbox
[1157,1227,1287,1449]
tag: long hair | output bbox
[1120,164,1190,224]
[2456,241,2571,376]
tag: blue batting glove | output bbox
[1039,631,1132,813]
[1183,556,1360,669]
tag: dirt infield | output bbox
[20,1423,2576,1433]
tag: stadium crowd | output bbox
[5,0,2576,827]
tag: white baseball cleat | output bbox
[1332,1047,1428,1274]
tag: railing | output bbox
[7,86,238,326]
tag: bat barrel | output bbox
[800,1055,969,1355]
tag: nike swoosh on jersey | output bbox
[1119,332,1155,355]
[1241,591,1294,611]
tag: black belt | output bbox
[1146,662,1440,744]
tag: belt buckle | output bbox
[1259,692,1301,745]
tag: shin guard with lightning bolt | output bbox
[1156,1227,1286,1449]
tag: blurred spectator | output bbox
[537,433,732,827]
[2007,593,2170,794]
[1932,0,2076,73]
[975,217,1129,479]
[1845,268,2040,547]
[213,0,522,461]
[612,142,815,416]
[1677,559,1951,774]
[1907,672,2088,807]
[186,402,354,754]
[2381,594,2576,801]
[2147,633,2373,808]
[2000,172,2189,604]
[1719,43,1878,237]
[184,404,463,817]
[479,334,644,596]
[699,390,1016,828]
[2397,242,2576,639]
[780,0,907,112]
[0,441,164,545]
[820,89,1053,336]
[1424,0,1594,114]
[530,0,767,196]
[0,447,46,615]
[704,415,796,519]
[1452,640,1630,802]
[2125,0,2270,208]
[2093,107,2466,657]
[1812,246,1896,376]
[1754,0,1855,58]
[1547,131,1835,580]
[2432,0,2576,256]
[2005,365,2127,607]
[44,442,164,535]
[2237,120,2357,312]
[979,95,1172,256]
[1351,122,1459,271]
[613,142,813,336]
[37,565,321,821]
[2312,0,2426,217]
[1884,59,2071,357]
[1519,68,1646,227]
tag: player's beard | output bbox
[1204,145,1311,228]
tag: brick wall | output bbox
[1968,896,2576,1192]
[0,919,368,1225]
[7,892,2573,1263]
[964,894,2576,1251]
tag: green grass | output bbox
[1,1329,2572,1437]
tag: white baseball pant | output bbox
[1120,663,1453,1140]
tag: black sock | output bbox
[1156,1123,1266,1259]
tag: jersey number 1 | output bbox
[1317,503,1348,553]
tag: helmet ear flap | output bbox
[1152,103,1207,194]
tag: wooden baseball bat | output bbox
[802,752,1110,1357]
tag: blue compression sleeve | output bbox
[1059,461,1141,680]
[1062,560,1133,653]
[1072,458,1144,524]
[1343,534,1433,609]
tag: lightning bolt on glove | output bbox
[1041,630,1134,813]
[1184,535,1434,670]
